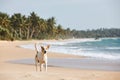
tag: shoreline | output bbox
[0,40,120,80]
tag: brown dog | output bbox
[35,43,50,72]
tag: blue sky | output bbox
[0,0,120,30]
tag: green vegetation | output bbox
[0,12,120,40]
[71,28,120,38]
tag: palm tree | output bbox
[0,12,12,40]
[10,13,25,39]
[47,17,56,35]
[29,12,40,39]
[0,12,10,28]
[39,19,47,33]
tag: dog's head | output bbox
[41,45,50,54]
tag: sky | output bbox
[0,0,120,30]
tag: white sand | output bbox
[0,40,120,80]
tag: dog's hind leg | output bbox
[35,60,37,71]
[40,63,42,71]
[35,55,38,71]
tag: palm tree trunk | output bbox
[26,28,30,39]
[30,27,35,39]
[19,28,22,39]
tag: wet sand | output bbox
[8,58,120,71]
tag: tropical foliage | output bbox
[0,12,120,40]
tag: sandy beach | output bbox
[0,40,120,80]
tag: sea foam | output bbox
[20,38,120,60]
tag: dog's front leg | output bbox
[45,61,47,72]
[41,64,44,71]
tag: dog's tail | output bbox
[35,43,38,53]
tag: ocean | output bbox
[20,38,120,60]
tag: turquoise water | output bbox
[67,38,120,59]
[20,38,120,60]
[49,38,120,60]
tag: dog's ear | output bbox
[41,46,45,51]
[46,45,50,50]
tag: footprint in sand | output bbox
[24,73,31,78]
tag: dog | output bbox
[34,43,50,72]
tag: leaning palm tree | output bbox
[29,12,40,39]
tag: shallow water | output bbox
[20,38,120,60]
